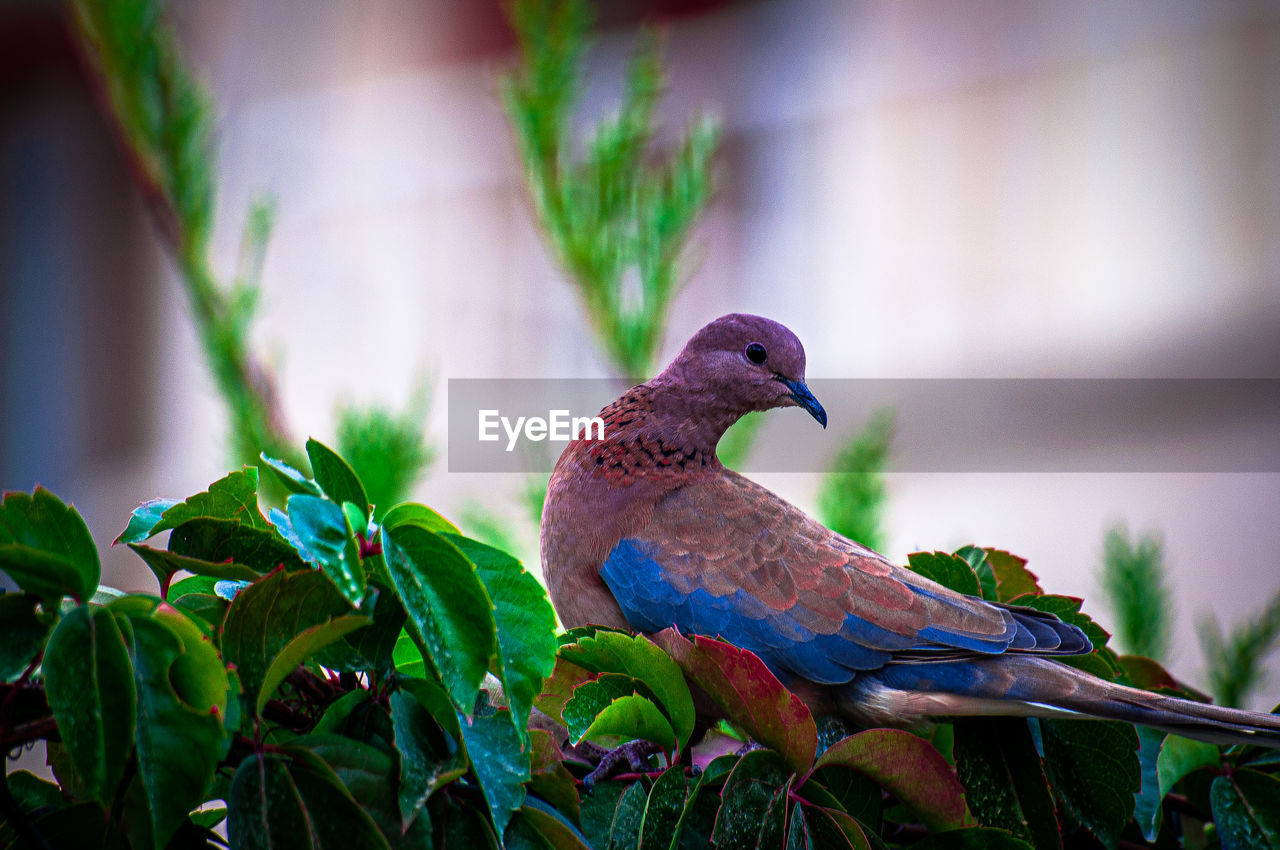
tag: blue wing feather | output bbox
[600,537,1091,686]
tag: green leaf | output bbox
[606,781,648,850]
[260,453,322,497]
[150,468,270,535]
[228,750,393,850]
[168,516,306,572]
[560,629,696,751]
[798,802,874,849]
[462,709,531,839]
[955,546,999,602]
[1211,768,1280,849]
[806,767,882,832]
[0,592,50,681]
[127,604,229,849]
[115,498,181,544]
[579,781,629,849]
[582,693,677,753]
[952,718,1060,850]
[815,728,969,832]
[639,764,688,849]
[382,502,460,535]
[909,828,1035,849]
[448,534,558,745]
[128,515,306,595]
[652,629,816,774]
[1132,725,1167,841]
[514,799,593,850]
[389,686,468,828]
[43,605,136,805]
[712,749,792,848]
[382,524,495,713]
[786,804,813,850]
[1039,719,1139,849]
[299,733,433,850]
[758,777,793,848]
[6,769,65,813]
[318,587,406,673]
[563,673,642,740]
[308,438,370,519]
[981,549,1043,603]
[0,486,100,603]
[220,568,366,715]
[906,551,981,597]
[1154,734,1219,831]
[285,494,366,606]
[127,541,263,594]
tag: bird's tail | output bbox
[851,655,1280,748]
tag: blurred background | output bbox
[2,0,1279,707]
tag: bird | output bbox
[541,313,1280,747]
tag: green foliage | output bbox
[502,0,719,382]
[1099,523,1172,661]
[817,408,895,553]
[70,0,434,493]
[12,461,1277,847]
[1199,588,1280,709]
[337,400,435,519]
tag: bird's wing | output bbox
[599,469,1087,685]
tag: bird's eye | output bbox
[745,342,768,364]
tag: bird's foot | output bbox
[582,739,662,793]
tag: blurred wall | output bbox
[2,0,1279,706]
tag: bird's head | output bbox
[659,313,827,428]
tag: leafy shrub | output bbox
[4,444,1280,849]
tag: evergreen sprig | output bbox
[1099,524,1173,661]
[1199,588,1280,709]
[70,0,434,502]
[70,0,293,469]
[502,0,719,382]
[817,408,895,553]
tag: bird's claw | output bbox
[582,739,662,794]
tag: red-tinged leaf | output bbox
[1121,655,1213,701]
[651,628,817,774]
[813,729,970,831]
[528,729,580,824]
[535,656,596,726]
[802,803,874,850]
[982,549,1043,602]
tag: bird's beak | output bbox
[775,376,827,428]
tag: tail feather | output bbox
[856,655,1280,748]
